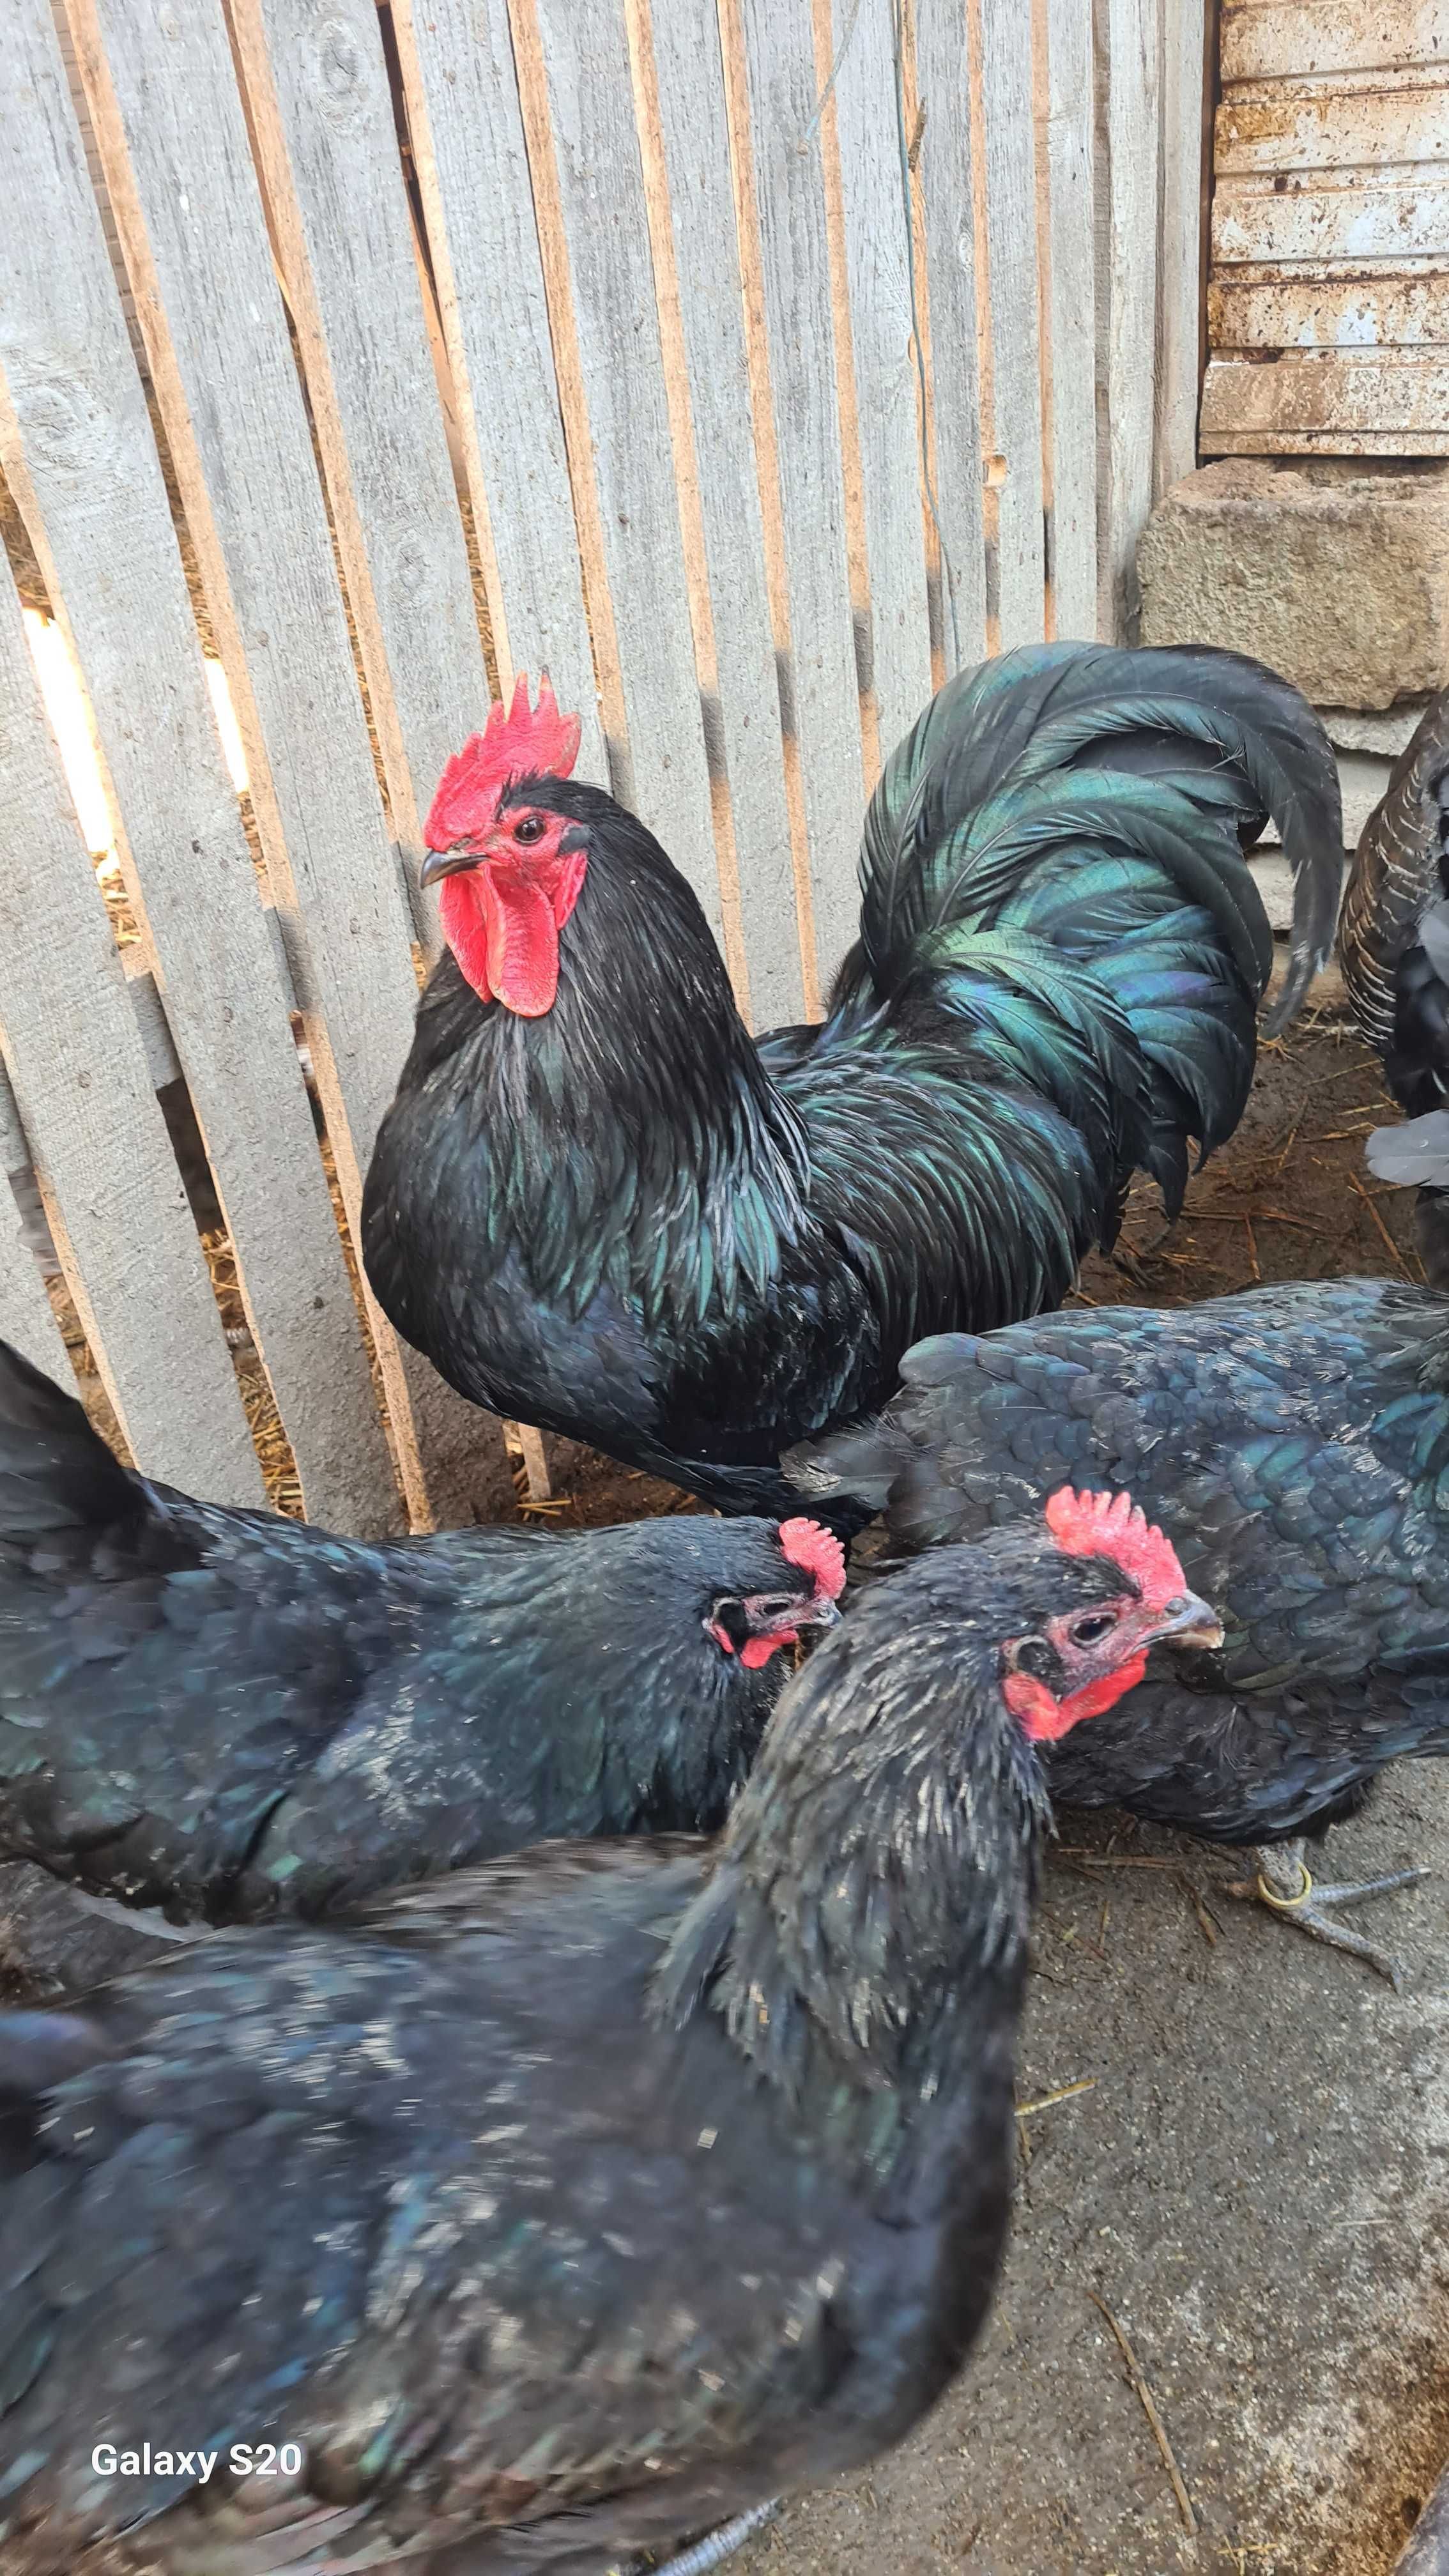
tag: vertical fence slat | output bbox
[1,0,398,1535]
[66,0,499,1529]
[390,0,606,786]
[1100,0,1162,633]
[0,1074,72,1380]
[831,0,935,759]
[519,0,722,935]
[732,0,865,989]
[979,0,1046,647]
[913,0,990,674]
[1154,0,1206,498]
[1043,0,1098,635]
[0,550,264,1501]
[643,0,805,1030]
[232,0,491,936]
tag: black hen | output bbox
[0,1505,1218,2576]
[791,1276,1449,1985]
[0,1339,842,1931]
[362,649,1340,1523]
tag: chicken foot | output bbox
[632,2498,783,2576]
[1229,1838,1429,1988]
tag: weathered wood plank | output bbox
[1100,0,1162,634]
[0,1072,72,1381]
[523,0,723,933]
[830,0,934,754]
[0,546,263,1500]
[913,0,989,671]
[66,0,494,1529]
[979,0,1046,647]
[390,0,604,784]
[1216,81,1449,174]
[1155,0,1206,498]
[1202,351,1449,440]
[732,0,865,988]
[1215,175,1449,266]
[232,0,493,942]
[643,0,804,1029]
[1,0,399,1534]
[1209,271,1449,346]
[1222,0,1449,84]
[1041,0,1098,634]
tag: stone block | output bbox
[1138,458,1449,710]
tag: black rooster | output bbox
[1338,690,1449,1284]
[362,652,1340,1522]
[791,1277,1449,1985]
[0,1495,1218,2576]
[0,1338,842,1930]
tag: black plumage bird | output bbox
[0,1338,842,1932]
[790,1276,1449,1985]
[362,649,1340,1523]
[0,1500,1218,2576]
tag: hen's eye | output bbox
[513,813,546,845]
[1070,1610,1117,1647]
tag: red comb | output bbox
[1044,1486,1185,1612]
[425,672,582,850]
[778,1517,847,1600]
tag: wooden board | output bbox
[523,0,724,936]
[829,0,934,755]
[66,0,498,1529]
[389,0,606,788]
[643,0,805,1030]
[1214,177,1449,266]
[732,0,866,988]
[1216,80,1449,175]
[977,0,1046,647]
[1041,0,1098,634]
[1101,0,1162,631]
[1209,271,1449,346]
[0,1070,73,1381]
[1202,350,1449,440]
[232,0,494,939]
[1,0,399,1535]
[1155,0,1208,498]
[913,0,989,671]
[0,546,263,1501]
[1222,0,1449,83]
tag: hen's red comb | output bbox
[425,673,582,850]
[1044,1486,1185,1612]
[778,1517,847,1601]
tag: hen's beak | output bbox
[1155,1590,1223,1652]
[420,844,483,887]
[800,1595,842,1633]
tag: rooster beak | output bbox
[420,844,484,888]
[1155,1590,1223,1652]
[802,1595,842,1632]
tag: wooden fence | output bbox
[0,0,1206,1535]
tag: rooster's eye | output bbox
[513,813,546,845]
[1069,1610,1117,1647]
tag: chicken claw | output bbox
[1230,1838,1429,1989]
[632,2499,783,2576]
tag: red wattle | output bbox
[480,870,561,1016]
[740,1633,791,1669]
[1002,1649,1149,1742]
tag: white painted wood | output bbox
[234,0,494,941]
[1101,0,1162,634]
[1216,80,1449,173]
[1222,0,1449,81]
[0,547,263,1501]
[1155,0,1206,497]
[0,1072,72,1380]
[67,0,490,1528]
[735,0,866,986]
[1214,176,1449,265]
[0,0,399,1534]
[1043,0,1098,634]
[1210,272,1449,346]
[978,0,1046,646]
[830,0,933,755]
[647,0,805,1028]
[913,0,990,670]
[389,0,606,785]
[525,0,724,934]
